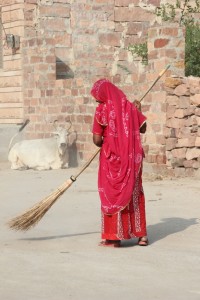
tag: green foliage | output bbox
[185,23,200,76]
[127,42,148,65]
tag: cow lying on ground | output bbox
[8,121,76,170]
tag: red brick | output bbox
[154,39,170,48]
[115,7,154,22]
[148,0,160,5]
[161,27,178,37]
[99,33,121,47]
[115,0,136,6]
[127,22,144,35]
[39,6,70,18]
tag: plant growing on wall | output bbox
[127,42,148,65]
[155,0,200,26]
[128,0,200,76]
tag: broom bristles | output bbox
[8,179,73,231]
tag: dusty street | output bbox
[0,162,200,300]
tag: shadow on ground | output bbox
[122,217,198,247]
[147,217,198,244]
[20,231,99,241]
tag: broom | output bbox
[8,64,170,231]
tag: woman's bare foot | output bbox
[99,240,121,247]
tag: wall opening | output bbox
[56,57,74,80]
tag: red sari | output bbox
[91,79,147,240]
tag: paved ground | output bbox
[0,162,200,300]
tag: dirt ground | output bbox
[0,161,200,300]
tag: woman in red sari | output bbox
[91,79,148,247]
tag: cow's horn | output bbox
[66,120,72,131]
[53,120,58,129]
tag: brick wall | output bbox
[0,1,24,124]
[22,0,171,166]
[1,0,199,174]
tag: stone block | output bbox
[166,95,179,106]
[99,33,121,46]
[115,0,136,5]
[195,108,200,116]
[191,94,200,106]
[174,109,186,118]
[190,86,200,94]
[183,160,195,168]
[184,116,197,127]
[156,135,166,145]
[127,22,144,35]
[187,76,200,87]
[174,84,190,96]
[171,157,184,168]
[171,148,186,159]
[161,27,179,37]
[39,6,70,18]
[195,137,200,147]
[196,117,200,126]
[185,106,196,116]
[178,96,190,108]
[156,155,166,164]
[166,118,185,129]
[176,137,196,148]
[166,105,176,118]
[186,148,200,160]
[2,9,24,22]
[164,127,176,138]
[174,167,186,177]
[165,77,182,89]
[114,7,154,22]
[185,168,195,176]
[166,138,177,150]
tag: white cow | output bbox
[8,121,76,170]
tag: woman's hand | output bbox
[93,134,103,147]
[134,100,141,111]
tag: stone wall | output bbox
[165,76,200,177]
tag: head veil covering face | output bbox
[91,79,146,215]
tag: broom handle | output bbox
[70,64,170,181]
[139,64,170,102]
[70,148,101,181]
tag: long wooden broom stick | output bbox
[8,64,170,231]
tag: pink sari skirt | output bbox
[101,177,147,240]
